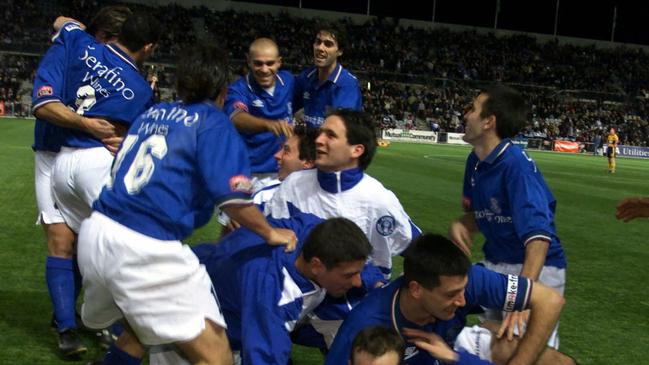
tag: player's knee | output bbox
[490,336,520,365]
[177,319,232,365]
[45,223,76,257]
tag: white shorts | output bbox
[51,146,113,232]
[454,325,493,361]
[481,260,565,349]
[34,151,64,225]
[78,212,226,346]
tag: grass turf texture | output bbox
[1,117,647,364]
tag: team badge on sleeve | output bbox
[376,215,396,236]
[229,175,253,194]
[233,101,249,112]
[37,86,53,98]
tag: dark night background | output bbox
[233,0,649,46]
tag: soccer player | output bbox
[326,234,575,365]
[78,43,297,365]
[265,109,420,347]
[148,214,370,365]
[606,127,619,173]
[31,6,131,357]
[448,84,566,349]
[349,326,404,365]
[224,37,295,191]
[294,24,362,129]
[38,13,161,236]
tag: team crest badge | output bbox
[37,85,53,98]
[233,101,249,112]
[376,215,396,236]
[229,175,253,194]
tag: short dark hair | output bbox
[86,5,132,39]
[327,109,377,170]
[351,326,404,364]
[118,12,162,53]
[479,84,528,139]
[316,23,346,51]
[294,124,318,162]
[301,218,372,270]
[403,234,471,290]
[176,43,230,104]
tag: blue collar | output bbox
[307,64,344,85]
[316,167,363,193]
[483,139,512,164]
[106,44,139,72]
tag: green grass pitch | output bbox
[1,117,647,364]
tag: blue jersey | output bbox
[224,71,294,173]
[33,21,154,149]
[191,213,327,365]
[294,64,362,128]
[94,101,253,240]
[462,140,566,268]
[326,266,533,365]
[32,35,68,152]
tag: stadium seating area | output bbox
[2,0,648,145]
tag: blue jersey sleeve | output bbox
[240,268,293,365]
[505,154,554,245]
[32,44,66,109]
[196,114,253,207]
[333,78,362,111]
[223,79,251,118]
[465,265,532,312]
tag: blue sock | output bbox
[103,344,141,365]
[46,256,77,332]
[72,257,83,300]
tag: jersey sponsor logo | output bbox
[79,45,136,100]
[376,215,396,236]
[251,99,264,108]
[303,114,324,126]
[233,101,248,112]
[403,346,420,360]
[490,198,501,214]
[37,85,53,98]
[504,274,518,312]
[229,175,253,194]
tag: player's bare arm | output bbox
[232,112,294,137]
[34,102,116,140]
[448,212,478,256]
[222,203,297,251]
[498,238,550,341]
[506,282,564,365]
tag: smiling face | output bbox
[248,40,282,88]
[313,31,341,70]
[274,135,314,180]
[418,275,468,321]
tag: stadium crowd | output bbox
[2,1,649,145]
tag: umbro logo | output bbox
[303,92,310,100]
[403,346,419,360]
[252,99,264,108]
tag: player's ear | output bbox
[277,56,283,68]
[310,257,326,275]
[302,159,315,170]
[215,86,227,108]
[350,144,364,160]
[484,114,496,131]
[408,280,423,299]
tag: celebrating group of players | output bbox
[33,5,579,365]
